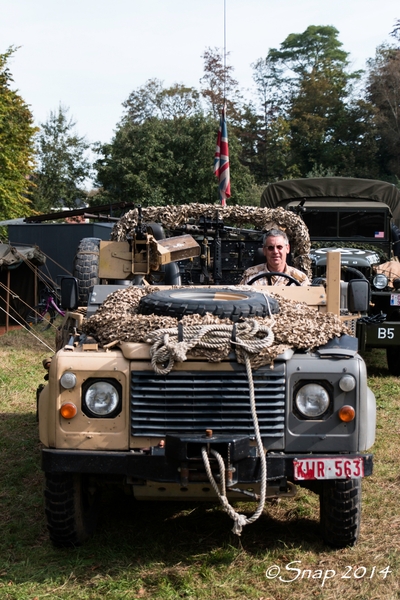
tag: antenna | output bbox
[223,0,227,102]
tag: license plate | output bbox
[390,294,400,306]
[293,457,364,480]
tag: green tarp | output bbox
[261,177,400,226]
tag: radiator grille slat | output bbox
[131,365,286,439]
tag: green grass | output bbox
[0,331,399,599]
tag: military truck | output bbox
[37,204,375,549]
[261,177,400,376]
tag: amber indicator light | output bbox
[338,405,356,422]
[60,402,77,419]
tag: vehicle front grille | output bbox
[131,364,286,439]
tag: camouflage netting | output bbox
[83,286,351,370]
[111,204,312,278]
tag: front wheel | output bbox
[386,347,400,377]
[44,472,100,547]
[319,478,361,548]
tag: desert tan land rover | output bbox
[37,204,376,549]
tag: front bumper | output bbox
[42,447,373,484]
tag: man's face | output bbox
[263,235,289,272]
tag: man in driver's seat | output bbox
[240,228,310,286]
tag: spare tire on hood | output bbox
[138,288,279,321]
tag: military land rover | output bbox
[37,204,376,549]
[262,177,400,376]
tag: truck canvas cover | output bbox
[261,177,400,227]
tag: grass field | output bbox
[0,328,399,600]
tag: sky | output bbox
[1,0,398,146]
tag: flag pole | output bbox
[213,0,231,207]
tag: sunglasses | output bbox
[265,245,286,251]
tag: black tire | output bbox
[73,238,101,305]
[385,309,400,376]
[138,288,279,321]
[27,305,56,332]
[44,472,100,547]
[320,478,361,548]
[386,347,400,376]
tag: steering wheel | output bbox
[247,271,301,286]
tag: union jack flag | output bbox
[213,106,231,207]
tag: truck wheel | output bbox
[139,288,279,321]
[44,472,99,547]
[385,309,400,376]
[386,347,400,376]
[73,238,101,305]
[319,478,361,548]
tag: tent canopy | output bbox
[0,243,46,326]
[0,243,46,269]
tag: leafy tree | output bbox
[94,111,254,206]
[200,47,243,124]
[31,105,92,212]
[0,47,37,220]
[366,44,400,178]
[268,25,352,79]
[391,18,400,41]
[242,57,291,183]
[122,79,201,124]
[250,25,377,180]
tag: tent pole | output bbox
[5,270,10,333]
[34,265,38,305]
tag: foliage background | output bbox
[1,22,400,218]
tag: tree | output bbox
[94,111,254,207]
[268,25,351,79]
[31,105,92,212]
[242,57,291,183]
[391,18,400,41]
[366,44,400,178]
[122,79,201,124]
[259,25,376,179]
[95,50,257,208]
[0,47,37,220]
[200,47,243,124]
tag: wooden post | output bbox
[326,251,341,316]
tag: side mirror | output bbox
[348,279,370,313]
[60,277,79,311]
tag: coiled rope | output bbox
[147,319,273,534]
[147,319,274,375]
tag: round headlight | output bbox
[60,371,77,389]
[372,273,388,290]
[84,381,120,416]
[339,374,356,392]
[295,383,330,418]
